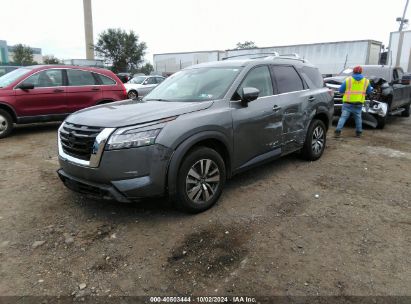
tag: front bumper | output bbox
[333,100,388,128]
[58,144,173,202]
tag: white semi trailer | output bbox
[153,40,382,76]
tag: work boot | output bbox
[334,130,341,138]
[356,131,362,138]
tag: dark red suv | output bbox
[0,65,127,138]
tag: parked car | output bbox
[57,56,333,213]
[124,75,165,99]
[0,65,127,138]
[324,65,411,128]
[115,73,132,83]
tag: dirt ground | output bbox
[0,116,410,298]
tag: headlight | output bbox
[106,128,161,150]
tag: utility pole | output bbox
[399,0,410,31]
[83,0,95,60]
[395,0,410,67]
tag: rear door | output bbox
[231,65,283,170]
[271,65,311,153]
[96,73,125,101]
[14,69,66,117]
[65,68,102,113]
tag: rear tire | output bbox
[301,119,327,161]
[176,147,226,213]
[127,90,138,100]
[0,109,13,139]
[401,103,410,117]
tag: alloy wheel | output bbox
[312,125,325,155]
[128,91,137,99]
[185,159,220,203]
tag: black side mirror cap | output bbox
[18,83,35,90]
[241,87,260,106]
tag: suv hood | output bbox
[66,99,214,128]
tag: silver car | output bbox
[124,75,165,99]
[58,55,333,213]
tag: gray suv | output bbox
[57,56,333,213]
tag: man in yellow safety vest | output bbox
[335,66,373,138]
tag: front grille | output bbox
[60,122,104,161]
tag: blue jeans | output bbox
[336,103,363,133]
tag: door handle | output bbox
[308,96,316,102]
[91,87,101,91]
[53,89,64,93]
[273,105,282,112]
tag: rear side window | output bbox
[98,74,116,85]
[22,69,63,88]
[156,77,165,83]
[237,66,273,98]
[67,69,97,86]
[302,66,324,89]
[272,66,304,94]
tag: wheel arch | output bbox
[0,102,17,123]
[167,131,232,198]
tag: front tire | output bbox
[127,90,138,100]
[301,119,326,161]
[176,147,226,213]
[0,109,13,139]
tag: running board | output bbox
[389,108,405,116]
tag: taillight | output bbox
[122,84,127,98]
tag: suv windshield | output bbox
[144,67,242,102]
[0,68,31,88]
[128,76,147,84]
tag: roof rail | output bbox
[221,52,279,60]
[279,53,301,59]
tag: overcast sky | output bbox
[1,0,410,62]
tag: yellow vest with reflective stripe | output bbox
[342,76,369,104]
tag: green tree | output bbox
[12,44,35,65]
[43,55,60,64]
[93,28,147,73]
[235,41,257,49]
[134,62,154,75]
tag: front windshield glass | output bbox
[0,68,30,88]
[144,67,242,102]
[128,76,146,84]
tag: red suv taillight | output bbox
[121,84,127,99]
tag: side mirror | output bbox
[241,87,260,107]
[18,83,35,90]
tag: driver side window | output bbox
[22,70,63,88]
[236,66,273,99]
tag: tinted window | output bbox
[156,77,165,83]
[237,66,273,98]
[22,69,63,88]
[98,74,116,85]
[302,66,323,88]
[67,69,97,86]
[273,66,304,94]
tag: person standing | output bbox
[334,66,373,138]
